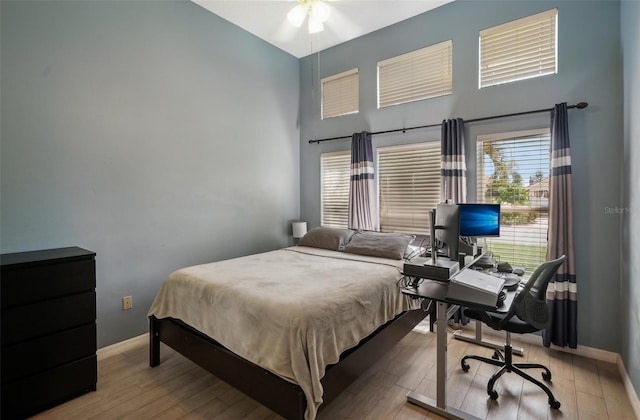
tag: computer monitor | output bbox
[434,203,460,261]
[458,203,501,237]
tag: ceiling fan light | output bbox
[287,4,308,28]
[308,17,324,34]
[309,1,330,23]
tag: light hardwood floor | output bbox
[33,321,638,420]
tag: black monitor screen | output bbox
[434,203,460,261]
[458,204,501,237]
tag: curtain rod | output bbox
[308,101,589,144]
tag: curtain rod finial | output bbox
[576,102,588,109]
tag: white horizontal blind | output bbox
[476,129,551,277]
[322,69,359,119]
[480,8,557,88]
[321,150,351,228]
[378,40,453,108]
[378,143,441,235]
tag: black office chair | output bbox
[460,255,567,409]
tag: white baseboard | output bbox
[97,333,148,360]
[455,323,640,418]
[617,355,640,419]
[461,322,617,362]
[520,331,640,415]
[103,327,640,419]
[518,332,618,363]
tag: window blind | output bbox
[322,68,359,120]
[378,40,453,108]
[378,143,441,235]
[476,129,551,277]
[321,150,351,228]
[480,8,557,88]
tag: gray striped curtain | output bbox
[348,131,377,231]
[441,118,467,203]
[442,119,468,324]
[543,103,578,348]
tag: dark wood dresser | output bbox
[1,247,97,419]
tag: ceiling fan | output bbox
[286,0,332,34]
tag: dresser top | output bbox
[1,247,95,268]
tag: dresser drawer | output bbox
[2,323,96,383]
[1,354,97,420]
[1,291,96,345]
[1,259,95,308]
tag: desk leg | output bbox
[453,322,524,356]
[407,302,481,420]
[436,301,447,407]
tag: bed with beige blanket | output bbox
[148,228,426,419]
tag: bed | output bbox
[148,228,427,419]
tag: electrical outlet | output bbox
[122,295,133,310]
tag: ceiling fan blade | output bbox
[320,4,361,39]
[287,4,307,28]
[273,17,301,42]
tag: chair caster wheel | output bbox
[489,390,499,400]
[461,361,470,372]
[542,371,552,381]
[550,399,561,409]
[492,350,501,360]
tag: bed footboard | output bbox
[149,308,426,419]
[149,315,161,367]
[149,315,306,419]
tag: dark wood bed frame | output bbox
[149,307,426,419]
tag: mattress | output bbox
[148,246,418,419]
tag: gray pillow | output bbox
[298,227,355,251]
[343,231,415,260]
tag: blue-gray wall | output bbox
[0,0,300,347]
[299,0,623,352]
[1,0,636,401]
[621,0,640,401]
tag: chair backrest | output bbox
[511,255,567,330]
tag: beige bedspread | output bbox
[148,246,419,419]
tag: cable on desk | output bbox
[398,275,425,289]
[403,235,431,261]
[422,299,433,314]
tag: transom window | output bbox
[321,69,359,120]
[479,8,558,88]
[377,40,453,108]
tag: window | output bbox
[476,129,551,277]
[377,40,453,108]
[479,8,557,88]
[377,143,441,235]
[321,69,359,120]
[321,150,351,228]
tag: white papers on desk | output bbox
[447,269,505,307]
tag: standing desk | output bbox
[451,253,524,356]
[401,266,516,420]
[408,252,525,353]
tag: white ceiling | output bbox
[191,0,453,58]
